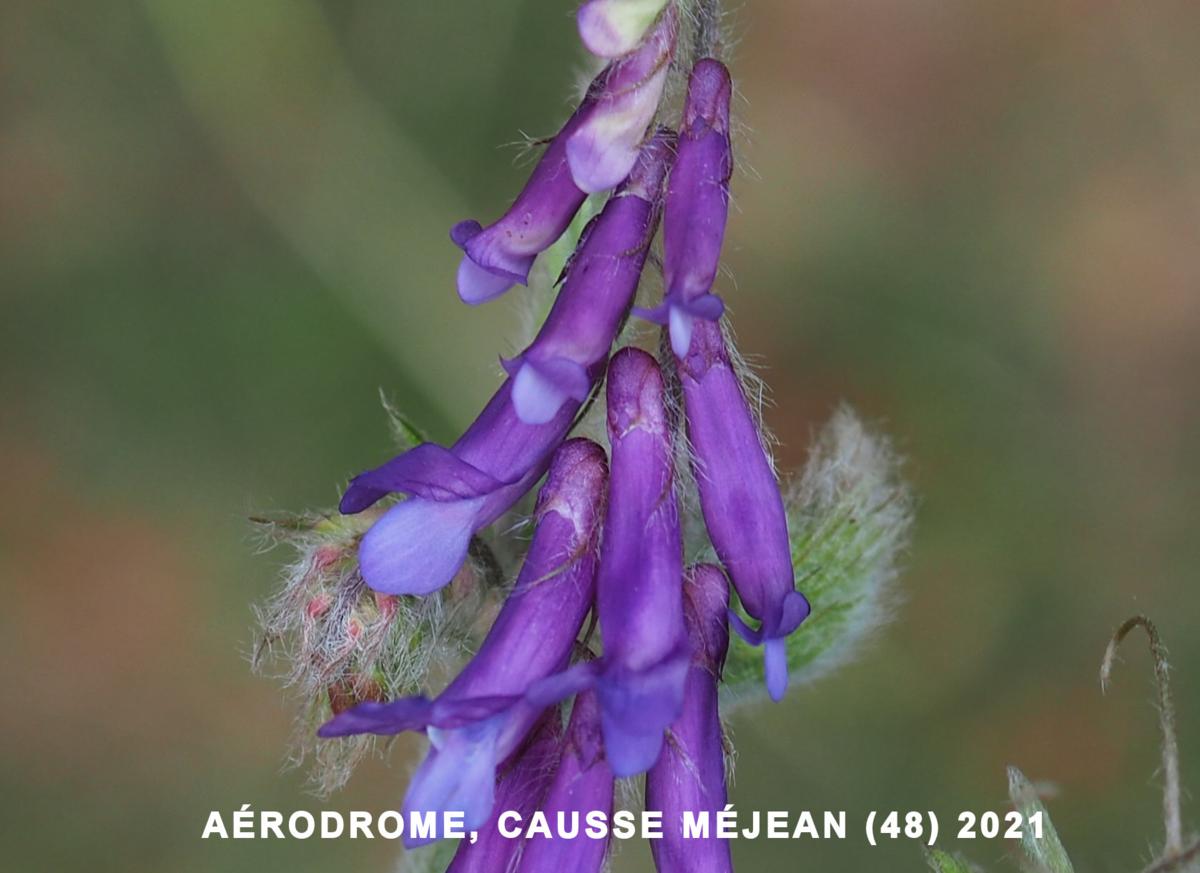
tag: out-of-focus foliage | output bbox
[1007,767,1074,873]
[4,1,1200,871]
[926,847,976,873]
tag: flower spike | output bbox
[342,135,671,596]
[321,440,606,840]
[506,129,674,425]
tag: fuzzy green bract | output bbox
[721,406,912,700]
[925,847,975,873]
[1008,766,1074,873]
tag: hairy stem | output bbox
[1140,838,1200,873]
[1100,615,1184,858]
[692,0,722,59]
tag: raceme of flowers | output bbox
[316,3,814,871]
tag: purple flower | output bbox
[339,386,580,595]
[678,320,810,701]
[451,95,595,305]
[646,564,733,873]
[567,3,677,193]
[504,130,674,426]
[320,440,606,840]
[635,58,732,358]
[445,713,563,873]
[577,0,670,59]
[516,690,613,873]
[532,348,690,777]
[340,132,670,595]
[593,348,691,775]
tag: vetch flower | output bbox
[577,0,671,59]
[635,58,732,358]
[516,690,613,873]
[320,439,607,841]
[343,135,671,596]
[678,320,811,701]
[567,3,677,193]
[338,390,577,596]
[646,564,733,873]
[504,130,674,426]
[445,713,563,873]
[532,348,690,777]
[451,96,595,305]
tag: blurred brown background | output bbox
[2,1,1198,870]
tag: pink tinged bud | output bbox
[678,321,810,702]
[372,592,398,620]
[516,690,613,873]
[304,592,332,621]
[328,676,385,716]
[567,4,677,193]
[506,131,674,425]
[311,544,342,573]
[635,58,733,358]
[577,0,671,59]
[646,564,733,873]
[451,96,597,305]
[320,441,607,839]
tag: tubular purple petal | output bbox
[506,130,674,425]
[451,96,595,304]
[567,4,677,193]
[678,320,810,701]
[445,713,563,872]
[594,347,689,776]
[634,58,732,357]
[646,564,733,873]
[321,440,606,837]
[516,690,614,873]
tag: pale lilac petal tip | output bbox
[567,134,645,195]
[668,304,696,359]
[764,638,788,702]
[578,0,669,59]
[456,252,519,305]
[358,497,484,595]
[511,357,591,425]
[596,650,690,777]
[403,723,502,844]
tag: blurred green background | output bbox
[3,1,1199,871]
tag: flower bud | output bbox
[679,321,810,701]
[635,58,732,357]
[567,4,677,193]
[577,0,671,59]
